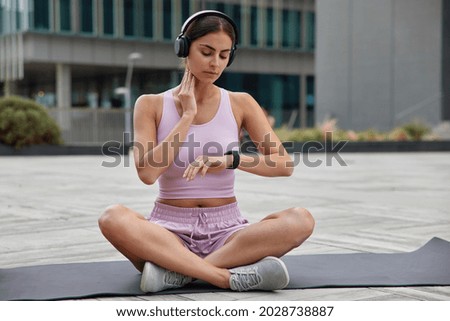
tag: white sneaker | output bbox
[140,261,193,293]
[229,256,290,291]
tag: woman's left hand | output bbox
[183,155,228,181]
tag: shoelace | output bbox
[163,271,191,287]
[230,268,262,291]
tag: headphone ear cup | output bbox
[174,36,190,58]
[227,48,236,67]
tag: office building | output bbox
[316,0,449,131]
[2,0,448,143]
[0,0,316,143]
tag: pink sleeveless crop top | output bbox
[157,88,239,199]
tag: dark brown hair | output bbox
[185,15,236,45]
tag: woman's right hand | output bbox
[178,69,197,118]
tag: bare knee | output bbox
[298,207,315,235]
[286,207,315,247]
[98,204,127,237]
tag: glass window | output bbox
[307,12,315,50]
[80,0,93,33]
[60,0,71,32]
[229,4,241,43]
[163,0,171,40]
[216,2,225,13]
[0,5,3,34]
[15,2,21,31]
[306,76,315,127]
[206,2,228,13]
[250,6,258,46]
[266,7,274,47]
[216,72,300,126]
[103,0,114,35]
[124,0,135,36]
[33,0,50,30]
[282,9,300,48]
[283,75,300,110]
[205,1,217,10]
[181,0,190,22]
[143,0,153,38]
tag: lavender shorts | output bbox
[147,202,249,258]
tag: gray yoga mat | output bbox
[1,237,449,301]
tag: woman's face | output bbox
[186,30,233,83]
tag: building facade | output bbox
[0,0,316,143]
[316,0,449,131]
[2,0,448,144]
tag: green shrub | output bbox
[400,121,430,141]
[328,129,352,141]
[275,126,323,142]
[273,119,432,143]
[388,127,410,141]
[356,128,386,142]
[0,96,63,149]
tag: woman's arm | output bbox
[133,70,197,185]
[182,91,293,181]
[234,92,294,177]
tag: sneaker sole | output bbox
[263,256,290,290]
[140,261,158,293]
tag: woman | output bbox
[98,10,314,293]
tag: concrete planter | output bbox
[0,142,128,156]
[286,140,450,153]
[2,141,450,156]
[242,140,450,154]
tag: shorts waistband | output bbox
[150,201,241,224]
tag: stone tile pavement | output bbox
[1,152,449,300]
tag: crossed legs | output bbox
[98,204,314,289]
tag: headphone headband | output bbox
[174,10,239,67]
[179,10,239,45]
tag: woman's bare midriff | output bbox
[157,197,237,208]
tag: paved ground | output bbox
[1,152,450,301]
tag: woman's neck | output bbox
[193,82,218,104]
